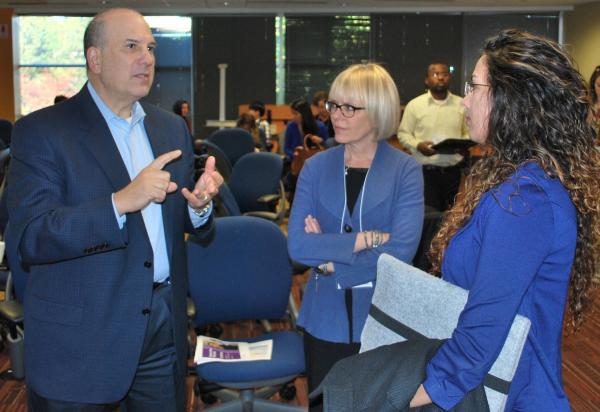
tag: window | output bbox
[15,16,90,116]
[282,15,370,103]
[14,15,192,116]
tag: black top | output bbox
[345,167,368,216]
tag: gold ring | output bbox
[201,193,209,202]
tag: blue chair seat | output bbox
[198,331,304,384]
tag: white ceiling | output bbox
[1,0,598,15]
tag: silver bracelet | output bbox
[363,231,370,250]
[373,230,381,248]
[192,202,211,218]
[314,263,330,275]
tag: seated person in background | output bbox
[312,90,335,139]
[248,100,278,153]
[236,112,262,150]
[288,63,424,411]
[0,118,11,149]
[410,29,600,411]
[173,99,192,132]
[284,98,329,160]
[397,61,469,211]
[53,94,68,104]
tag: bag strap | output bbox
[369,304,512,395]
[304,134,324,150]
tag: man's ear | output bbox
[87,47,102,74]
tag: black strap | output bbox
[369,305,427,341]
[345,289,353,342]
[483,373,512,394]
[369,304,512,395]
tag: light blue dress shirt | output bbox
[87,82,210,282]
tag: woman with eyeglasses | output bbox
[287,63,424,411]
[408,30,600,410]
[588,66,600,144]
[284,98,329,160]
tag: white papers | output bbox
[194,335,273,365]
[337,281,373,290]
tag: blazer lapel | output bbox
[73,85,131,192]
[356,141,394,216]
[143,109,176,261]
[319,142,393,222]
[318,146,347,217]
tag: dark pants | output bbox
[422,163,462,211]
[28,283,183,412]
[304,331,360,412]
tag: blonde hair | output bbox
[329,63,400,141]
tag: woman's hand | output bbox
[304,214,322,234]
[354,231,391,252]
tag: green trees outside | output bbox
[17,16,90,115]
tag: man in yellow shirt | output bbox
[397,62,469,211]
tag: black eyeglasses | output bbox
[464,81,490,96]
[325,101,365,118]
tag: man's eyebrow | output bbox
[123,38,157,47]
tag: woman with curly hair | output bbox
[588,66,600,143]
[409,29,600,410]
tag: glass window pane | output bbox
[18,16,90,65]
[18,67,87,115]
[284,15,370,103]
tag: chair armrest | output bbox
[187,296,196,320]
[257,194,280,204]
[0,300,24,323]
[243,211,279,222]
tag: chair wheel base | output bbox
[0,369,24,381]
[279,384,296,401]
[200,392,219,405]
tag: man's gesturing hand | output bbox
[182,156,224,209]
[114,150,182,215]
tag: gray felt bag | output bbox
[361,254,531,412]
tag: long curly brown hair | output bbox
[429,29,600,328]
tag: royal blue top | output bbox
[424,162,575,411]
[288,141,424,342]
[284,120,329,159]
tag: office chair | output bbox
[0,119,11,149]
[0,224,26,380]
[194,139,233,183]
[207,128,255,167]
[227,152,286,224]
[0,149,11,237]
[187,216,305,411]
[211,179,298,329]
[213,183,241,218]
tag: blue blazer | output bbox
[287,141,424,342]
[425,163,575,411]
[6,85,211,403]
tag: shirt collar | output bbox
[87,82,146,126]
[427,90,451,105]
